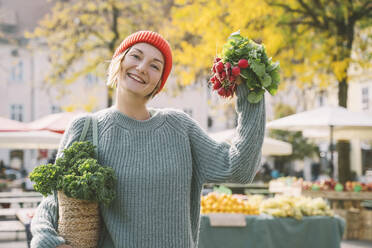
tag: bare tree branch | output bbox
[266,1,306,15]
[351,1,372,21]
[297,0,326,29]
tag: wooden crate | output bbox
[302,191,372,200]
[331,200,361,209]
[334,209,361,240]
[302,191,371,210]
[360,210,372,241]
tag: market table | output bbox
[0,197,42,208]
[198,214,345,248]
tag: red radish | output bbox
[225,62,231,69]
[227,68,232,77]
[214,57,221,63]
[210,76,216,83]
[238,59,249,68]
[218,87,227,96]
[213,80,222,90]
[213,64,216,73]
[232,66,240,76]
[216,62,224,73]
[221,71,226,80]
[225,89,232,97]
[229,75,235,82]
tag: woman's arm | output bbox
[30,195,65,248]
[187,82,266,184]
[30,116,87,248]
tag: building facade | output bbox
[0,0,241,176]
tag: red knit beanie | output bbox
[113,31,172,94]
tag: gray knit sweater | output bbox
[30,82,265,248]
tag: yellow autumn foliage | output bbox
[168,0,370,101]
[331,59,351,82]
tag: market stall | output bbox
[268,177,372,241]
[302,186,372,240]
[198,191,344,248]
[199,214,344,248]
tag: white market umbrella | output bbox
[0,130,62,149]
[266,105,372,164]
[262,137,292,156]
[0,116,27,132]
[266,106,372,135]
[28,111,87,134]
[208,129,292,156]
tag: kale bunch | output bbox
[30,141,116,206]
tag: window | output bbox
[225,105,237,129]
[183,108,193,117]
[85,73,98,85]
[207,116,213,128]
[51,105,61,113]
[362,87,369,110]
[362,148,372,174]
[10,104,23,122]
[318,91,325,107]
[9,61,23,83]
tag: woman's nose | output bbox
[136,62,147,74]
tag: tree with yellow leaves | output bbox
[27,0,171,107]
[266,0,371,183]
[168,0,284,87]
[169,0,371,182]
[267,0,371,107]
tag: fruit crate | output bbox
[302,191,372,200]
[333,208,360,240]
[360,210,372,241]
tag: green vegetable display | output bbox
[30,141,116,206]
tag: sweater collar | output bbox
[109,106,165,131]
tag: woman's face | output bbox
[118,43,164,98]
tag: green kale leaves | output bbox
[30,141,116,206]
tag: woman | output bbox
[30,30,265,248]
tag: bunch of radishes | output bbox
[209,31,280,103]
[209,57,250,98]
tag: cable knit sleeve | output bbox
[30,116,87,248]
[185,82,266,184]
[30,195,65,248]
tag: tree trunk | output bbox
[336,78,351,183]
[106,3,119,108]
[337,141,351,183]
[338,78,348,108]
[107,88,113,107]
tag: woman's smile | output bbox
[127,72,146,84]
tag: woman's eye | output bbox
[151,65,160,70]
[131,54,140,59]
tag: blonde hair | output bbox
[106,51,127,89]
[106,48,161,100]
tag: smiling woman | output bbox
[30,30,266,248]
[119,43,164,98]
[106,31,173,121]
